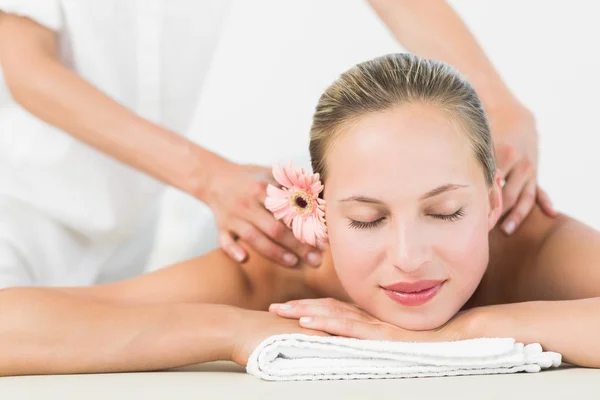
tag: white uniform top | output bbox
[0,0,231,286]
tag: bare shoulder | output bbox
[524,213,600,300]
[56,241,318,310]
[476,205,600,305]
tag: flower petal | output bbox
[315,217,328,241]
[272,164,294,188]
[265,185,290,212]
[281,212,294,228]
[265,196,290,213]
[292,214,304,243]
[302,216,318,247]
[289,168,305,189]
[273,208,296,228]
[266,184,288,199]
[310,180,323,195]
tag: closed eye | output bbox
[348,217,385,230]
[429,207,465,222]
[348,208,465,229]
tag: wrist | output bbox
[181,143,233,203]
[223,307,262,365]
[485,101,536,143]
[191,303,244,362]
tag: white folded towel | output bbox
[246,334,562,381]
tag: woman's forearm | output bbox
[0,288,237,376]
[368,0,517,110]
[0,14,225,199]
[471,298,600,367]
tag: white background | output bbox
[146,0,600,271]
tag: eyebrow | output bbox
[339,184,468,204]
[419,184,469,200]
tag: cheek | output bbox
[327,214,384,302]
[436,209,490,295]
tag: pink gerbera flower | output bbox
[264,162,327,247]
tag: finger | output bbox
[501,160,534,216]
[270,300,371,321]
[536,187,558,217]
[269,303,370,323]
[230,219,299,267]
[298,316,392,340]
[316,238,329,251]
[251,205,322,267]
[279,298,363,312]
[296,328,331,338]
[501,180,536,235]
[247,179,269,206]
[272,298,368,318]
[218,231,247,263]
[495,145,520,180]
[244,165,278,186]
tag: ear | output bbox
[487,168,503,231]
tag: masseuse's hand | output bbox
[488,104,557,235]
[204,161,322,267]
[230,309,329,366]
[269,298,470,342]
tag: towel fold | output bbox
[246,334,561,381]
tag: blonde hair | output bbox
[309,53,495,186]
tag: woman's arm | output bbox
[469,298,600,367]
[0,290,236,376]
[0,287,329,376]
[0,244,321,375]
[470,212,600,367]
[0,13,223,198]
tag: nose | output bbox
[388,221,431,273]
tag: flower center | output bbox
[290,190,313,214]
[295,197,308,209]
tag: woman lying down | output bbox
[2,53,600,376]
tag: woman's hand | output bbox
[488,104,557,235]
[203,161,322,267]
[269,298,471,342]
[229,309,329,366]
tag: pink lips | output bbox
[382,280,445,307]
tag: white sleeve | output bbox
[0,0,62,31]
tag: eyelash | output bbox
[430,207,466,222]
[348,218,385,230]
[348,208,466,229]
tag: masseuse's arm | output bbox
[367,0,557,234]
[0,245,317,376]
[0,13,318,268]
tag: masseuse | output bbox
[0,0,554,288]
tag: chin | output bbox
[384,310,455,331]
[362,295,461,331]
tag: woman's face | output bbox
[323,104,502,330]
